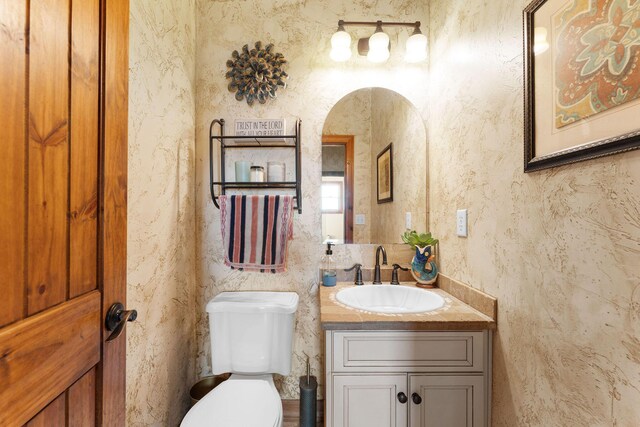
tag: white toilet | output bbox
[181,291,299,427]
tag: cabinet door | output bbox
[332,374,408,427]
[409,375,485,427]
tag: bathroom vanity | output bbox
[321,281,496,427]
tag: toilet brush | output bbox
[299,354,317,427]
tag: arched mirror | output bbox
[321,88,428,244]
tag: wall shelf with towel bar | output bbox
[209,118,302,213]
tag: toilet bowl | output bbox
[181,291,298,427]
[181,375,282,427]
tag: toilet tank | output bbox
[206,292,299,376]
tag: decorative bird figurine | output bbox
[411,245,439,287]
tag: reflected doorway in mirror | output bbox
[321,136,354,244]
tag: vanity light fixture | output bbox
[330,20,427,63]
[367,22,390,63]
[330,22,352,62]
[405,26,428,63]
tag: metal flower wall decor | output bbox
[226,41,288,106]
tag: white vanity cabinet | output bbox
[325,330,492,427]
[408,374,485,427]
[332,374,407,427]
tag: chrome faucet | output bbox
[373,245,388,284]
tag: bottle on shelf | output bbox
[321,242,337,287]
[250,166,265,182]
[267,161,285,182]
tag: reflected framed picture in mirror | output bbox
[376,143,393,204]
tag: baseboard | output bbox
[282,398,324,426]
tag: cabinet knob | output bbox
[412,392,423,404]
[397,392,408,404]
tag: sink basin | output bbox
[335,285,445,314]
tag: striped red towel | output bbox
[219,195,294,273]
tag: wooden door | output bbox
[0,0,129,425]
[408,375,485,427]
[332,374,407,427]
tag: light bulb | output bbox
[331,30,351,49]
[405,31,427,62]
[533,27,549,55]
[368,30,389,50]
[367,47,390,63]
[330,29,352,62]
[367,29,390,63]
[330,46,352,62]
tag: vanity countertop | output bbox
[320,281,496,331]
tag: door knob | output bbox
[412,392,423,404]
[397,392,408,404]
[105,302,137,341]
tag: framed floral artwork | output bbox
[524,0,640,172]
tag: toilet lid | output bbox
[182,378,280,427]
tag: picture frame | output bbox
[523,0,640,172]
[376,143,393,204]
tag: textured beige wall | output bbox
[127,1,197,425]
[195,0,430,399]
[323,89,373,244]
[370,89,427,243]
[429,1,640,425]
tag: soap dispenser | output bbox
[321,242,337,287]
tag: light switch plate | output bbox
[355,214,366,225]
[405,212,412,229]
[456,209,468,237]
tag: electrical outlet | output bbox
[405,212,412,229]
[456,209,468,237]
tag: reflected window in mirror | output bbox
[321,181,344,213]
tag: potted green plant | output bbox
[401,230,439,248]
[401,230,439,287]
